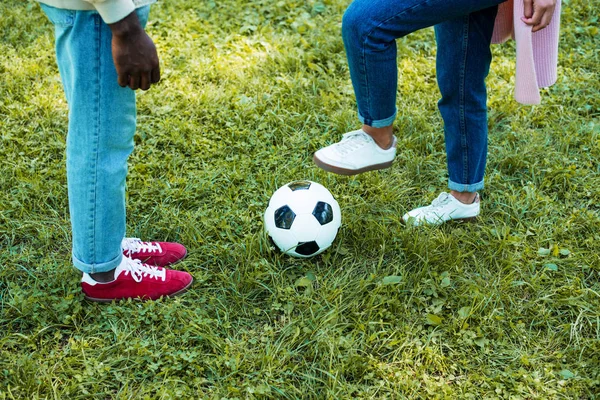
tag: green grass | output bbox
[1,0,599,398]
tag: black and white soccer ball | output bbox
[264,180,341,258]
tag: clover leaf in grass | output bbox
[538,247,551,256]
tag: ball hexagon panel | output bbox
[286,191,318,215]
[290,214,323,242]
[307,182,336,203]
[268,186,293,209]
[269,230,300,254]
[316,217,340,250]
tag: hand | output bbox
[522,0,557,32]
[109,12,160,90]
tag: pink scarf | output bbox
[492,0,562,104]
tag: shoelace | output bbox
[123,258,166,282]
[334,130,371,155]
[429,192,452,209]
[122,237,162,255]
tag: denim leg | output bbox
[342,0,504,128]
[435,6,498,192]
[42,5,150,273]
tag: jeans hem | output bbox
[72,252,122,274]
[448,179,484,192]
[358,109,397,128]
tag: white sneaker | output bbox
[313,130,397,175]
[402,192,480,226]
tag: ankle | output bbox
[362,125,394,150]
[89,268,116,283]
[450,191,478,204]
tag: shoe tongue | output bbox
[115,257,142,279]
[118,258,167,282]
[432,192,451,207]
[121,237,140,252]
[343,129,367,140]
[356,130,371,140]
[113,260,129,279]
[436,192,450,202]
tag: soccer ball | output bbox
[264,180,341,258]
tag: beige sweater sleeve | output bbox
[83,0,135,23]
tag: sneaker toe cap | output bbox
[167,269,194,292]
[314,149,355,170]
[163,242,188,263]
[402,209,431,226]
[149,242,187,266]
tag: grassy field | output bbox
[1,0,599,398]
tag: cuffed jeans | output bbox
[41,4,150,273]
[342,0,505,192]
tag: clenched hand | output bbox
[109,12,160,90]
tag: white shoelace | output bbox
[429,192,453,209]
[426,192,479,215]
[122,257,166,282]
[334,130,372,155]
[121,237,162,255]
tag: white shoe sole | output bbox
[313,154,394,176]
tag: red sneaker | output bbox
[81,256,193,302]
[121,237,187,267]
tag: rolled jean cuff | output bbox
[358,109,397,128]
[448,179,484,192]
[72,252,122,274]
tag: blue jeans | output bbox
[342,0,504,192]
[41,4,150,273]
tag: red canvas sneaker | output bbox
[81,256,193,302]
[121,237,187,267]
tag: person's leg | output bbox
[314,0,505,175]
[345,0,504,136]
[42,4,193,300]
[435,5,499,203]
[44,6,151,276]
[402,5,501,226]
